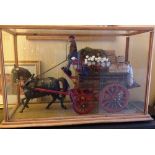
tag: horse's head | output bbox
[11,64,32,83]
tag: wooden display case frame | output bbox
[0,25,154,128]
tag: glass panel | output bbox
[4,29,149,121]
[2,31,18,119]
[128,33,149,113]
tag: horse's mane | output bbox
[18,67,32,78]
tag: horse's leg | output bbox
[19,98,30,113]
[21,98,29,108]
[58,96,67,109]
[46,95,56,109]
[21,98,26,105]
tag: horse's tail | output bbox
[57,77,69,96]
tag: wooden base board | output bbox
[0,104,15,109]
[0,114,153,128]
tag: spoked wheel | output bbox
[73,97,95,114]
[100,83,129,113]
[70,89,95,114]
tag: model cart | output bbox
[69,47,140,114]
[0,25,154,128]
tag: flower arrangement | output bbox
[84,54,111,72]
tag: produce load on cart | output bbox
[78,47,140,89]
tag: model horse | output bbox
[11,65,69,113]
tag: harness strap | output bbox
[34,88,69,95]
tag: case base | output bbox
[0,113,153,128]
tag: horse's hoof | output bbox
[26,105,29,108]
[62,106,67,110]
[19,110,23,113]
[46,107,50,110]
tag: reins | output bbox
[37,42,69,77]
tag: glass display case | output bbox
[0,25,154,128]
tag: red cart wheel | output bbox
[73,97,95,114]
[70,89,95,114]
[100,83,129,113]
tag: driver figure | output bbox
[66,34,78,70]
[62,35,78,76]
